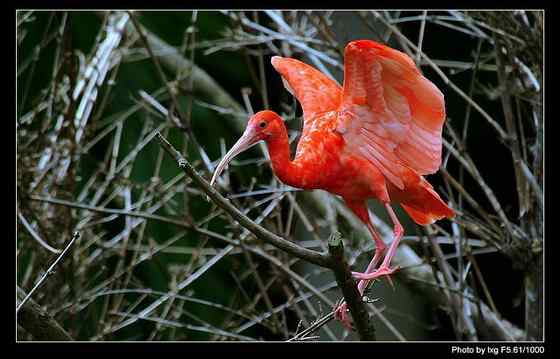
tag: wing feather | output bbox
[338,40,446,188]
[271,56,342,123]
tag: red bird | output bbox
[211,40,454,327]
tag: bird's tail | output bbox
[401,181,455,225]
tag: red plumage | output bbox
[211,40,454,328]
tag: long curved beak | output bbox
[210,127,260,187]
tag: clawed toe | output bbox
[334,303,353,330]
[334,264,401,330]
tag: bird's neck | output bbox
[266,125,300,187]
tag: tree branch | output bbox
[155,132,332,269]
[327,232,376,341]
[17,286,73,341]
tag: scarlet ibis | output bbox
[210,40,454,327]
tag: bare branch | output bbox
[155,132,332,269]
[17,286,73,341]
[328,232,376,341]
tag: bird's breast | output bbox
[288,126,345,189]
[289,134,389,201]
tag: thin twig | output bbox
[287,312,335,342]
[18,212,61,254]
[17,231,80,313]
[415,11,428,65]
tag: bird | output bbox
[210,39,455,328]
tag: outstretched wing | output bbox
[338,40,446,190]
[271,56,342,123]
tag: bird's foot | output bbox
[333,302,354,331]
[352,265,400,289]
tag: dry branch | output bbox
[17,286,73,341]
[328,233,376,341]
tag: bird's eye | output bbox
[259,121,267,128]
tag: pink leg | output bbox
[334,201,386,328]
[356,221,386,292]
[352,203,403,285]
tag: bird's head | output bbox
[210,110,283,187]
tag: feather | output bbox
[271,56,342,123]
[338,40,446,188]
